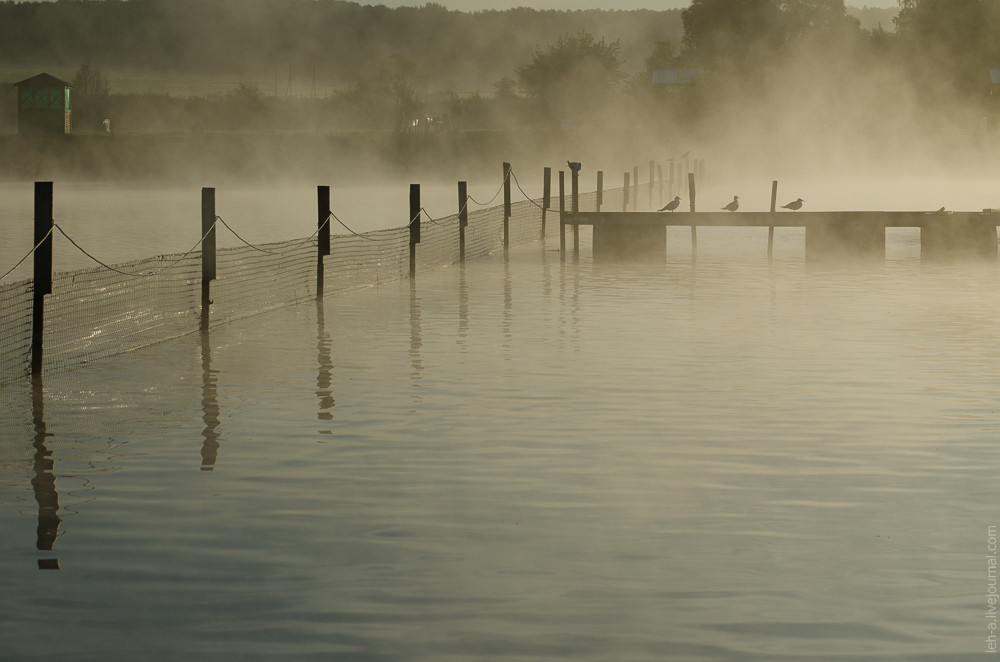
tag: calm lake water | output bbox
[1,222,998,659]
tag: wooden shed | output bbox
[14,73,72,135]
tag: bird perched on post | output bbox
[781,198,804,211]
[567,161,582,172]
[659,196,681,212]
[722,196,739,212]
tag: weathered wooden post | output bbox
[31,182,53,378]
[632,165,639,209]
[657,164,664,207]
[559,170,566,259]
[201,187,216,332]
[571,166,580,257]
[646,161,656,211]
[623,171,630,212]
[668,162,675,201]
[698,160,706,190]
[768,180,778,261]
[317,185,330,299]
[502,162,511,252]
[541,167,551,240]
[688,172,697,251]
[409,184,420,278]
[458,181,468,265]
[596,171,604,213]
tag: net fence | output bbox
[0,175,627,386]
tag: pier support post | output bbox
[558,171,566,259]
[648,160,654,210]
[317,185,330,299]
[458,181,468,265]
[409,184,420,278]
[31,182,53,378]
[768,181,777,261]
[632,165,639,209]
[201,187,216,332]
[921,215,998,261]
[657,164,663,208]
[669,162,676,201]
[689,172,697,252]
[502,162,511,253]
[571,167,580,258]
[541,167,551,240]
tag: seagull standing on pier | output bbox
[781,198,804,211]
[659,196,681,212]
[722,196,739,212]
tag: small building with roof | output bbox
[14,73,72,135]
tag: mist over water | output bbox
[2,237,998,659]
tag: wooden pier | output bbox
[562,211,1000,262]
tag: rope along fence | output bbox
[1,166,641,386]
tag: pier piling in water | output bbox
[31,182,53,377]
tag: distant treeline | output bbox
[0,0,684,91]
[1,0,998,142]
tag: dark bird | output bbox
[680,151,690,159]
[781,198,804,211]
[567,161,582,172]
[722,196,739,212]
[936,207,946,213]
[659,196,682,212]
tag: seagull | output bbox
[936,207,946,213]
[680,151,690,159]
[722,196,739,212]
[781,198,804,211]
[659,196,681,212]
[567,161,582,172]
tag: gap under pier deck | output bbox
[562,211,1000,262]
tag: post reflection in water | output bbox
[31,376,60,570]
[409,281,423,403]
[458,266,468,351]
[200,330,221,471]
[316,299,334,436]
[503,253,513,359]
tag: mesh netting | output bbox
[324,227,410,295]
[211,238,317,325]
[0,279,34,386]
[0,178,594,385]
[42,253,201,375]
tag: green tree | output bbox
[516,32,627,114]
[71,63,111,97]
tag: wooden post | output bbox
[502,162,511,252]
[317,185,330,299]
[201,187,216,332]
[648,160,654,210]
[541,167,551,240]
[623,171,630,212]
[688,172,697,252]
[571,167,580,256]
[668,162,675,201]
[409,184,420,278]
[657,164,664,207]
[30,182,53,378]
[596,171,603,213]
[768,180,777,261]
[458,181,468,265]
[632,165,639,209]
[559,170,566,258]
[698,160,706,190]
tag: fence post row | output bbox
[458,181,468,265]
[502,162,511,252]
[541,167,551,240]
[409,184,420,279]
[558,170,566,259]
[317,185,330,299]
[201,187,216,332]
[31,182,53,378]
